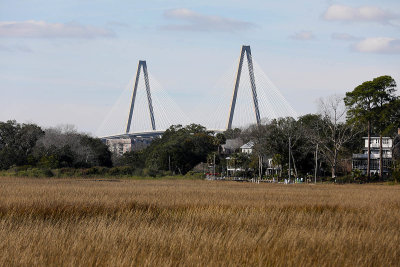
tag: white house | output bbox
[240,141,254,154]
[238,141,281,176]
[352,136,393,175]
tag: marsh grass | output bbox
[0,177,399,266]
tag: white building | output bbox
[240,141,254,154]
[238,141,281,176]
[352,137,393,175]
[105,137,153,156]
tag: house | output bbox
[225,156,245,175]
[352,136,393,175]
[266,158,281,176]
[238,141,281,176]
[240,141,254,154]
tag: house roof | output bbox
[240,141,254,149]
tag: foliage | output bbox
[223,128,242,139]
[34,126,112,168]
[0,120,44,169]
[142,124,218,175]
[345,75,399,178]
[0,121,112,170]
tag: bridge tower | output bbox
[126,60,156,133]
[227,45,261,130]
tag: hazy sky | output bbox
[1,0,399,135]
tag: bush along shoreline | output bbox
[0,166,205,179]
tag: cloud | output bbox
[162,8,254,32]
[106,21,130,28]
[0,44,32,52]
[323,4,398,23]
[331,33,360,41]
[290,31,314,40]
[0,20,115,38]
[354,37,400,54]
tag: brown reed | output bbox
[0,177,399,266]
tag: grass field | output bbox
[0,177,399,266]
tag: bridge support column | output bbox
[126,60,156,133]
[227,45,261,130]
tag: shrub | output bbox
[81,167,109,176]
[54,168,77,177]
[108,166,136,176]
[143,168,158,177]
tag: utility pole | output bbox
[213,153,216,179]
[288,136,291,182]
[314,144,318,184]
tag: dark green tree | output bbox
[0,120,44,169]
[345,76,399,178]
[371,76,398,178]
[223,128,242,139]
[345,81,376,177]
[144,124,218,175]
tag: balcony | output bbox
[367,143,392,149]
[353,154,392,159]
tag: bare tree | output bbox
[317,95,359,178]
[242,123,270,180]
[35,125,99,166]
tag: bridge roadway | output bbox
[101,129,225,141]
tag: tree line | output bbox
[1,75,399,181]
[0,122,112,174]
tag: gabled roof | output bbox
[240,141,254,149]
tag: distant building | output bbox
[238,141,281,176]
[105,136,154,156]
[225,156,245,175]
[240,141,254,154]
[352,136,393,175]
[266,158,281,176]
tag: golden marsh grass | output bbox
[0,177,399,266]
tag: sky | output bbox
[0,0,399,135]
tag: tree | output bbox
[223,128,242,139]
[318,95,359,179]
[392,132,400,182]
[271,153,283,178]
[345,75,399,178]
[264,117,303,179]
[214,133,226,155]
[371,76,398,178]
[0,120,44,169]
[344,82,375,177]
[241,123,270,179]
[144,124,218,175]
[298,114,325,182]
[34,125,112,168]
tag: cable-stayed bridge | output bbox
[98,45,297,144]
